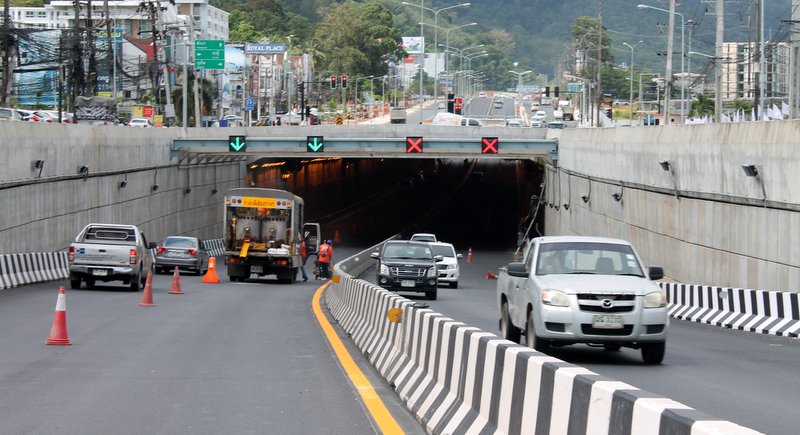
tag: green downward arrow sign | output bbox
[306,136,324,152]
[229,136,246,152]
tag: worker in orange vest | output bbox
[299,239,309,282]
[318,240,334,279]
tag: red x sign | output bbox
[406,136,423,153]
[481,137,499,154]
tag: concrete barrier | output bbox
[663,282,800,337]
[328,253,762,435]
[0,239,224,291]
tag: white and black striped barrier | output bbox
[662,282,800,338]
[1,238,225,291]
[328,260,763,434]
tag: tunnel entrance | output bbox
[246,157,544,250]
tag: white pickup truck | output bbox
[496,236,668,364]
[68,223,156,291]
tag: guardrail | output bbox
[328,249,763,434]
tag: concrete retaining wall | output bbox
[327,253,761,435]
[550,121,800,293]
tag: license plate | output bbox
[592,315,623,329]
[401,280,415,288]
[92,269,109,276]
[251,265,263,274]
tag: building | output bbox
[719,41,789,101]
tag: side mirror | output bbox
[370,252,380,260]
[148,242,157,249]
[648,266,664,281]
[507,262,529,278]
[434,255,444,262]
[456,253,464,259]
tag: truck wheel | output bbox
[85,278,95,289]
[526,310,549,353]
[129,275,140,291]
[70,278,81,289]
[641,342,666,364]
[501,302,521,343]
[427,289,438,300]
[449,281,458,289]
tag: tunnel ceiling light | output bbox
[741,164,758,177]
[659,160,672,171]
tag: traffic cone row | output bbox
[202,257,220,284]
[139,271,156,307]
[169,267,184,294]
[46,286,71,345]
[467,247,474,264]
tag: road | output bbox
[0,256,425,435]
[358,248,799,435]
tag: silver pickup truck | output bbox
[68,223,156,291]
[496,236,668,364]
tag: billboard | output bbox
[402,36,424,54]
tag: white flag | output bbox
[722,113,731,123]
[781,102,790,116]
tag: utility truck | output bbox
[223,188,320,283]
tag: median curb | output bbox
[328,255,763,434]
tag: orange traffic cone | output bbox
[202,257,220,284]
[486,271,497,280]
[46,286,71,345]
[139,271,156,307]
[467,247,474,264]
[169,266,184,294]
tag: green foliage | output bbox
[228,11,264,42]
[9,0,44,6]
[171,73,217,126]
[312,1,403,78]
[690,94,715,118]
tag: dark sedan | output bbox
[154,236,209,275]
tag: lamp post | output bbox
[509,69,532,118]
[465,52,488,95]
[446,22,477,73]
[368,76,382,121]
[402,2,470,113]
[623,40,643,125]
[439,43,484,93]
[638,3,685,124]
[688,51,725,121]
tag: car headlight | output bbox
[644,290,667,308]
[541,289,570,307]
[427,267,437,278]
[379,264,389,275]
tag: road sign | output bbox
[245,97,254,111]
[307,136,324,152]
[335,116,344,125]
[229,135,246,152]
[244,43,286,54]
[405,137,423,153]
[195,40,225,70]
[481,137,499,154]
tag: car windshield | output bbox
[163,237,197,248]
[535,242,644,277]
[430,245,455,258]
[383,244,432,260]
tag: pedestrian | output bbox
[298,239,309,282]
[318,239,334,279]
[276,117,282,126]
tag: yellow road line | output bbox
[312,283,404,435]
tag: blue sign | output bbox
[245,43,286,54]
[245,97,254,111]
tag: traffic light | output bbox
[405,136,423,153]
[229,135,246,152]
[605,108,612,119]
[454,97,463,115]
[544,87,550,97]
[481,137,499,154]
[554,87,560,98]
[447,93,455,113]
[306,136,324,152]
[341,75,348,88]
[330,75,337,89]
[305,106,311,118]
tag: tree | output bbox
[690,93,714,118]
[313,1,404,78]
[228,11,264,42]
[171,73,216,126]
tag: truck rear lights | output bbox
[187,249,197,256]
[129,249,138,265]
[68,245,75,262]
[157,247,166,254]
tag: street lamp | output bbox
[638,3,685,124]
[623,40,643,125]
[402,2,470,113]
[509,69,532,117]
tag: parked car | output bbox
[547,121,565,129]
[429,242,462,288]
[154,236,209,275]
[0,107,25,122]
[128,117,152,127]
[506,119,522,128]
[496,236,668,363]
[410,233,438,242]
[371,240,443,300]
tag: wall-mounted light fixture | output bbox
[741,163,767,201]
[659,160,680,199]
[77,165,89,180]
[562,203,570,210]
[31,160,45,178]
[581,179,591,204]
[211,188,218,195]
[184,188,192,194]
[151,184,159,192]
[581,195,590,203]
[118,173,128,189]
[612,192,623,202]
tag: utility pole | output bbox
[596,4,603,126]
[86,0,97,95]
[190,14,200,127]
[715,0,724,123]
[790,0,800,119]
[1,0,11,105]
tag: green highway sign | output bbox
[195,39,225,70]
[229,135,246,152]
[306,136,324,152]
